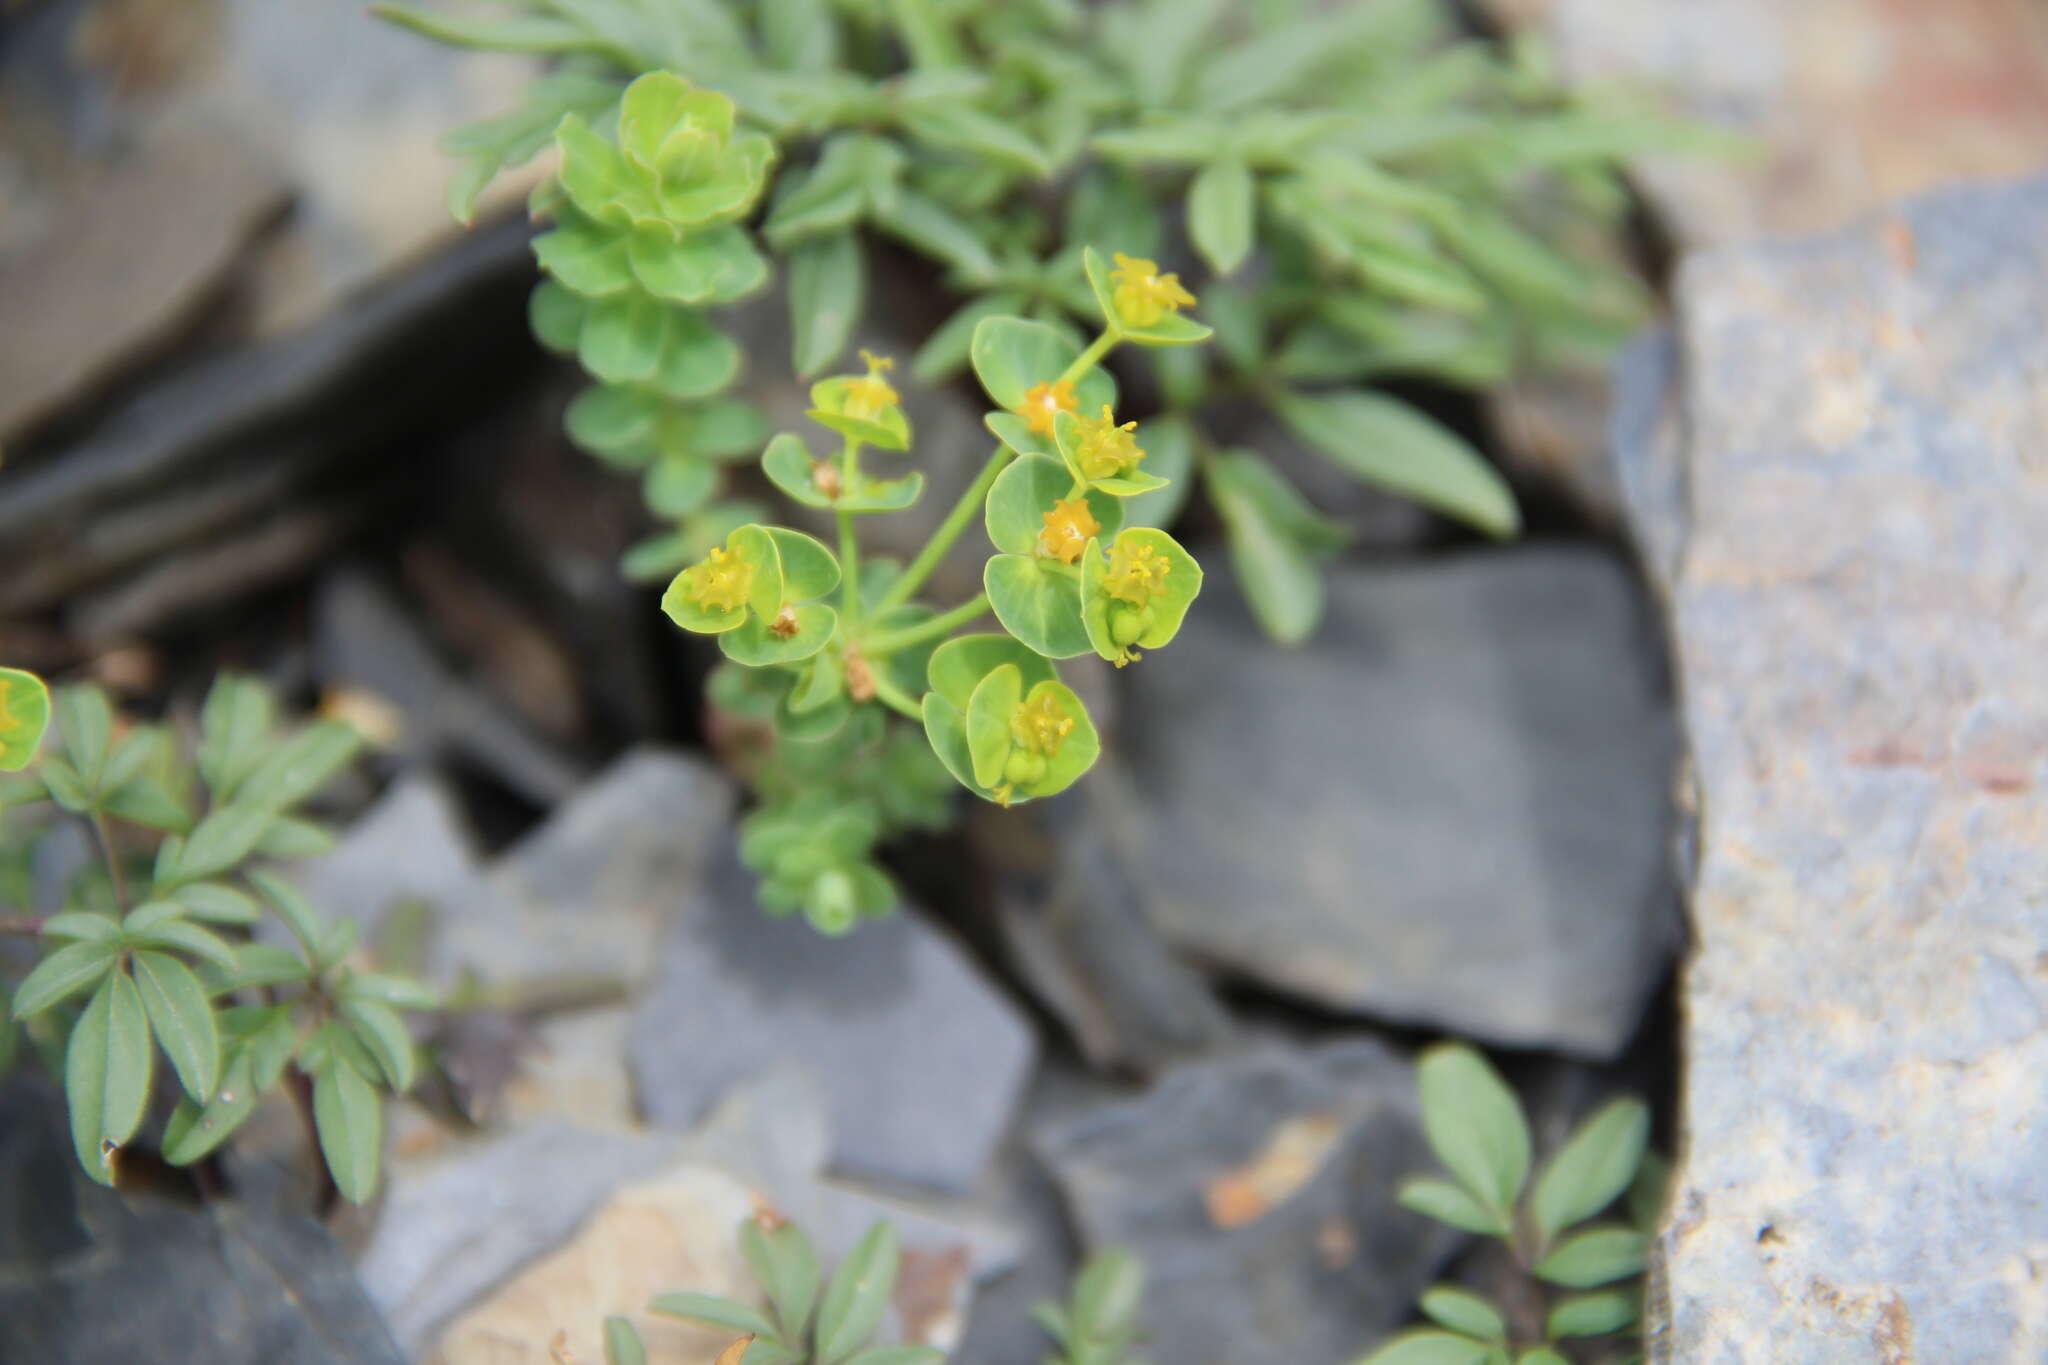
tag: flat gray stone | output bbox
[1646,174,2048,1361]
[1122,547,1681,1057]
[629,851,1038,1195]
[1033,1040,1457,1365]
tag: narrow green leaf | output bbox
[170,881,261,925]
[815,1222,899,1365]
[248,870,323,957]
[604,1316,648,1365]
[11,939,121,1019]
[54,684,113,792]
[313,1061,383,1204]
[1071,1247,1144,1331]
[346,972,440,1012]
[1272,390,1517,537]
[1416,1043,1531,1220]
[790,232,864,378]
[341,994,418,1093]
[1356,1329,1496,1365]
[160,804,272,885]
[1397,1176,1510,1237]
[1533,1224,1649,1289]
[197,674,273,800]
[1419,1285,1506,1342]
[162,1048,258,1165]
[1188,158,1255,276]
[1546,1288,1639,1339]
[1205,452,1328,646]
[132,950,220,1103]
[129,918,239,974]
[370,4,623,57]
[649,1293,778,1339]
[1531,1098,1651,1242]
[741,1219,822,1343]
[40,912,121,944]
[66,970,151,1184]
[239,721,362,811]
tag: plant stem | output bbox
[868,672,924,721]
[866,593,991,655]
[1059,328,1118,387]
[89,811,130,913]
[877,444,1013,613]
[0,914,45,936]
[839,437,863,628]
[288,1065,340,1217]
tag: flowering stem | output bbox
[839,439,862,628]
[868,671,924,721]
[865,593,991,656]
[1059,328,1118,387]
[877,444,1013,613]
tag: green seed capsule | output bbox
[1004,749,1048,787]
[1111,606,1147,646]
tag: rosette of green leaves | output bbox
[1359,1043,1664,1365]
[661,525,842,666]
[2,675,433,1200]
[533,70,778,579]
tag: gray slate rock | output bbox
[1033,1040,1458,1365]
[1122,547,1681,1057]
[0,1077,403,1365]
[630,850,1038,1195]
[1647,174,2048,1362]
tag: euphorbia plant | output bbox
[660,233,1210,931]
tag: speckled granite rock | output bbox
[1645,174,2048,1361]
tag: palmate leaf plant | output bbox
[0,667,435,1205]
[1359,1044,1665,1365]
[378,0,1708,930]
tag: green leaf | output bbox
[128,918,239,974]
[1397,1176,1510,1236]
[628,223,768,305]
[645,454,718,518]
[1188,158,1255,276]
[1515,1350,1571,1365]
[1416,1043,1532,1223]
[872,189,998,287]
[719,606,839,667]
[66,970,151,1184]
[1272,390,1517,538]
[132,949,219,1103]
[761,433,834,509]
[243,719,362,811]
[985,556,1092,660]
[984,453,1122,557]
[1628,1150,1670,1231]
[765,527,842,601]
[41,912,121,944]
[314,1059,383,1204]
[1205,451,1329,646]
[531,279,587,354]
[197,674,274,800]
[969,317,1117,416]
[369,4,623,57]
[1533,1224,1649,1289]
[648,309,742,401]
[965,663,1024,789]
[1419,1285,1506,1342]
[742,1218,822,1344]
[346,971,439,1012]
[790,232,865,378]
[535,217,635,296]
[37,755,90,812]
[1356,1329,1496,1365]
[902,102,1049,178]
[254,815,337,860]
[54,684,113,792]
[160,804,272,886]
[11,939,121,1019]
[1546,1289,1639,1339]
[843,1350,943,1365]
[0,666,52,772]
[216,942,312,992]
[1071,1245,1144,1331]
[248,869,324,958]
[341,994,418,1093]
[102,775,191,832]
[815,1222,899,1365]
[1121,412,1194,530]
[580,290,672,385]
[170,881,261,925]
[1530,1098,1651,1242]
[604,1316,648,1365]
[925,635,1056,712]
[162,1046,257,1165]
[649,1292,778,1338]
[1065,163,1163,258]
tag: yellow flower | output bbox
[1110,252,1196,328]
[841,349,900,421]
[1038,496,1100,564]
[682,545,754,613]
[1073,406,1145,481]
[1010,691,1075,757]
[1104,539,1171,606]
[1018,380,1078,436]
